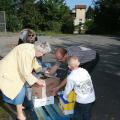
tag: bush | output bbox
[61,17,74,34]
[47,21,62,32]
[85,19,101,34]
[7,15,22,32]
[84,19,94,31]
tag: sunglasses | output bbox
[28,34,34,37]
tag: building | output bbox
[71,5,86,33]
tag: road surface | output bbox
[0,34,120,120]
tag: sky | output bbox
[65,0,93,9]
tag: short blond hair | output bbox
[68,56,80,68]
[34,41,51,53]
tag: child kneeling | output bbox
[63,56,95,120]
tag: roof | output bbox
[75,5,86,9]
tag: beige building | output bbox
[72,5,86,27]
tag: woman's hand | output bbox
[34,80,46,87]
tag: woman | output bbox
[0,41,51,120]
[18,29,37,45]
[17,28,42,111]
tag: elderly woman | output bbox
[18,29,45,111]
[0,41,51,120]
[18,29,37,44]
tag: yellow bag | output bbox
[67,90,76,102]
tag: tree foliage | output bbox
[88,0,120,34]
[86,6,94,20]
[0,0,74,33]
[0,0,22,31]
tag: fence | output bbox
[0,11,6,32]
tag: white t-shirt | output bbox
[63,67,95,104]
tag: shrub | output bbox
[7,15,22,32]
[61,17,74,34]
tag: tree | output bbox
[17,0,39,29]
[0,0,74,33]
[0,0,22,31]
[93,0,120,33]
[35,0,74,33]
[86,6,94,20]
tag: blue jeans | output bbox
[3,85,25,105]
[72,102,93,120]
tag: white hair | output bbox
[34,41,51,53]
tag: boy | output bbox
[63,56,95,120]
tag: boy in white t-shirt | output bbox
[63,56,95,120]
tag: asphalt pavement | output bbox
[0,34,120,120]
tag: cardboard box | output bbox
[32,77,60,98]
[33,96,54,107]
[32,77,60,107]
[59,93,75,115]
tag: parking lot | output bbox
[0,34,120,120]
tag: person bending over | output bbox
[0,41,51,120]
[47,46,99,95]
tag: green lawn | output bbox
[0,92,13,120]
[0,107,9,120]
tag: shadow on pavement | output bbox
[52,41,120,120]
[0,35,120,120]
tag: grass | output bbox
[0,93,10,120]
[0,107,10,120]
[0,92,16,119]
[36,30,72,36]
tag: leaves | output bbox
[86,0,120,34]
[93,0,120,33]
[0,0,74,33]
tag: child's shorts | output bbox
[2,85,25,105]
